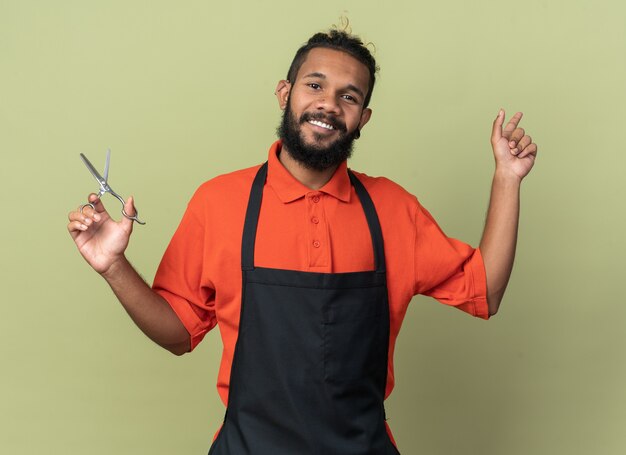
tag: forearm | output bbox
[479,170,522,315]
[101,257,191,355]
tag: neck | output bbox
[279,146,339,190]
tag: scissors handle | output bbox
[122,207,146,225]
[108,189,146,225]
[84,193,146,225]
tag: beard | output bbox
[276,101,360,172]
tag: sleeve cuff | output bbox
[469,248,490,320]
[154,289,212,351]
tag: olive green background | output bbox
[1,0,624,454]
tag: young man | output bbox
[68,29,537,454]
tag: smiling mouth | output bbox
[308,119,335,131]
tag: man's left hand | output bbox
[491,110,538,180]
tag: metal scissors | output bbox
[79,149,146,225]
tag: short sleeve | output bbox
[152,190,217,350]
[413,202,489,320]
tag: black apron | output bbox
[209,163,400,455]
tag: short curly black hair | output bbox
[286,29,378,108]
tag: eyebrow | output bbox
[302,72,366,100]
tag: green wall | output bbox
[2,1,624,453]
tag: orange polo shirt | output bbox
[153,140,488,411]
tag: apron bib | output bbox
[209,163,400,455]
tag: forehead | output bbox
[295,47,370,93]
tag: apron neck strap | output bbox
[348,169,386,274]
[242,162,386,274]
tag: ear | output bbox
[275,80,291,110]
[358,107,372,131]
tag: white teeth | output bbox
[309,120,334,130]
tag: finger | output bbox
[509,127,526,148]
[491,109,505,143]
[516,134,532,152]
[75,203,101,223]
[67,219,89,235]
[69,209,87,223]
[87,193,108,214]
[67,212,92,239]
[69,208,96,226]
[517,143,537,159]
[502,112,523,140]
[67,216,94,242]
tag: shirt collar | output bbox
[267,140,352,203]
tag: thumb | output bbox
[491,108,504,143]
[122,196,136,230]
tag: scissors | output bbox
[79,149,146,225]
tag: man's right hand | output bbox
[67,193,190,354]
[67,193,136,276]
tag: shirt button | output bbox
[312,240,321,248]
[311,217,319,224]
[312,195,320,203]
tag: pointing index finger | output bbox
[87,193,107,213]
[502,112,523,139]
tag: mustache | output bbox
[300,112,347,133]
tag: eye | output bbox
[307,83,321,90]
[341,94,358,104]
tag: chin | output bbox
[307,135,338,148]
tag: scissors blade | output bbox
[103,148,111,182]
[80,153,107,187]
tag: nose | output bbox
[315,94,341,115]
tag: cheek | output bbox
[288,92,309,111]
[288,102,307,121]
[348,111,365,129]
